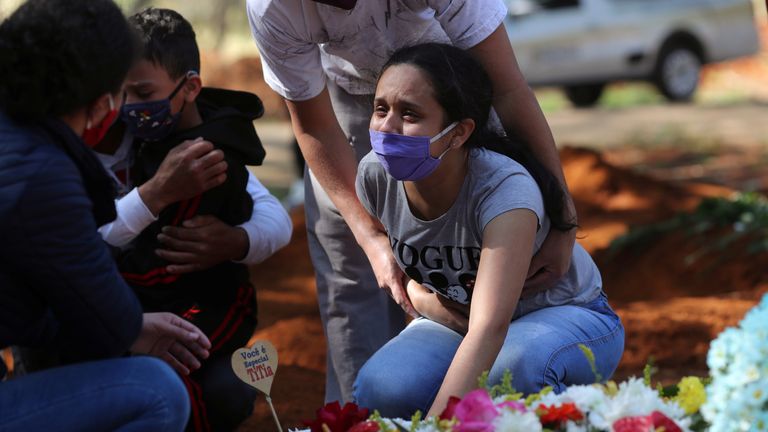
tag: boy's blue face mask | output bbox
[120,72,192,142]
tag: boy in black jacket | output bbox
[117,8,264,431]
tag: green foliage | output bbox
[642,358,657,387]
[600,83,664,109]
[525,387,552,406]
[409,412,423,432]
[578,344,603,383]
[477,370,490,390]
[481,369,519,399]
[609,192,768,263]
[370,411,393,432]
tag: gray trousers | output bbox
[304,82,406,403]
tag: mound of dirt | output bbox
[202,53,289,120]
[238,146,766,430]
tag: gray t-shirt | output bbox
[356,147,602,318]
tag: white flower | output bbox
[703,293,768,431]
[589,377,686,430]
[564,421,587,432]
[538,384,607,414]
[491,409,542,432]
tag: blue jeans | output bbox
[353,294,624,418]
[0,356,190,432]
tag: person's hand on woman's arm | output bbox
[427,209,538,417]
[407,280,469,335]
[468,25,577,296]
[286,89,417,317]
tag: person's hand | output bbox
[138,138,227,215]
[522,228,576,298]
[155,215,249,274]
[407,280,469,335]
[130,312,211,375]
[360,232,418,318]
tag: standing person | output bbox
[0,0,210,430]
[353,43,624,417]
[247,0,578,403]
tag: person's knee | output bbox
[132,357,191,431]
[490,343,556,396]
[353,356,433,418]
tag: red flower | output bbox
[651,411,683,432]
[536,403,584,428]
[613,415,654,432]
[439,396,462,420]
[612,412,682,432]
[303,401,371,432]
[348,420,381,432]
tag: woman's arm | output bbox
[407,280,470,335]
[427,209,538,416]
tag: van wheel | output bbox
[655,43,701,102]
[564,84,605,108]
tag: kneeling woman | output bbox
[353,43,624,418]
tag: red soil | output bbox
[237,147,767,431]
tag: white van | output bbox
[505,0,761,106]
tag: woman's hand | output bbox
[407,280,469,335]
[130,312,211,375]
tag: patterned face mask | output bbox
[369,122,458,181]
[120,72,193,142]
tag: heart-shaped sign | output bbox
[231,340,278,395]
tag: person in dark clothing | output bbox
[116,8,266,431]
[0,0,211,430]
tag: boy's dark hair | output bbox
[0,0,137,120]
[129,8,201,79]
[380,43,577,231]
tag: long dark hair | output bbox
[0,0,137,120]
[380,43,576,231]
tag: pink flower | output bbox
[443,389,500,432]
[496,400,526,413]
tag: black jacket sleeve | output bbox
[118,154,253,281]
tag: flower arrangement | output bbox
[301,369,706,432]
[701,293,768,431]
[300,294,768,432]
